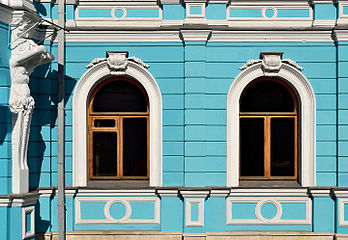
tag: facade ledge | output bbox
[0,193,39,207]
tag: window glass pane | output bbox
[123,118,148,176]
[240,118,264,176]
[271,118,295,176]
[240,80,295,112]
[93,132,117,176]
[93,80,148,112]
[94,119,115,128]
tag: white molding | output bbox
[334,29,348,41]
[310,189,331,197]
[75,197,160,224]
[210,30,334,42]
[185,198,205,227]
[77,189,157,196]
[180,30,211,42]
[22,206,35,239]
[62,30,182,42]
[76,5,162,21]
[227,6,312,21]
[0,4,12,24]
[226,57,316,187]
[42,29,335,43]
[334,190,348,198]
[339,198,348,226]
[228,188,308,197]
[312,19,337,28]
[73,57,162,187]
[210,189,230,197]
[157,190,179,197]
[185,2,206,23]
[180,190,210,198]
[226,197,311,225]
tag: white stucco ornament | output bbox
[10,13,55,194]
[86,52,149,76]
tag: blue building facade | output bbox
[1,0,348,239]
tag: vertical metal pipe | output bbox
[57,0,66,238]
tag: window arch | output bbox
[73,57,162,187]
[239,77,298,180]
[227,59,316,187]
[88,77,149,180]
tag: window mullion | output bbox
[264,116,271,179]
[118,116,123,178]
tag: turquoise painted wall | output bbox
[0,21,11,195]
[29,39,348,234]
[28,41,342,188]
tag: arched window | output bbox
[88,77,149,180]
[239,77,298,180]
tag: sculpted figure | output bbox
[10,16,54,194]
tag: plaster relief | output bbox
[10,13,55,194]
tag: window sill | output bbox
[238,180,301,188]
[86,180,152,189]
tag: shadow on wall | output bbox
[27,60,76,191]
[0,105,11,145]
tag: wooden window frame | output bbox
[239,78,299,180]
[88,77,149,180]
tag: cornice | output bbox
[180,190,210,198]
[334,29,348,41]
[180,29,211,42]
[210,30,335,42]
[0,3,13,24]
[34,0,79,5]
[228,188,309,197]
[0,193,39,207]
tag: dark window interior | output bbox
[240,80,295,112]
[93,80,148,112]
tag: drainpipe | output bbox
[57,0,66,238]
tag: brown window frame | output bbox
[239,78,299,180]
[88,77,149,180]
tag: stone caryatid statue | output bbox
[10,15,55,194]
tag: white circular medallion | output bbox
[112,7,127,20]
[255,199,282,223]
[104,199,131,222]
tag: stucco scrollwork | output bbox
[86,52,149,76]
[10,13,55,194]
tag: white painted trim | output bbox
[226,61,316,187]
[22,206,35,239]
[63,30,182,42]
[310,189,331,197]
[335,190,348,198]
[180,30,211,42]
[228,188,308,197]
[210,30,334,42]
[77,189,157,196]
[157,190,179,197]
[0,194,39,207]
[226,197,311,225]
[73,60,162,187]
[180,190,210,198]
[227,6,312,21]
[255,199,282,223]
[339,198,348,226]
[75,197,160,224]
[186,3,206,18]
[41,30,335,43]
[185,198,205,227]
[76,5,162,21]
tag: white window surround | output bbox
[73,58,162,187]
[226,57,316,187]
